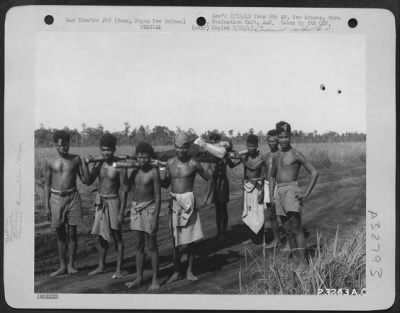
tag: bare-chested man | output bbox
[161,133,212,282]
[239,134,266,237]
[262,129,281,248]
[82,133,128,279]
[125,142,161,291]
[270,121,319,272]
[44,130,85,276]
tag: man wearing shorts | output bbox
[44,130,85,276]
[269,121,319,273]
[125,142,161,291]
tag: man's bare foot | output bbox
[88,266,105,276]
[112,272,124,279]
[265,240,280,249]
[148,280,160,291]
[186,272,198,281]
[125,278,143,288]
[166,272,181,284]
[67,265,79,274]
[49,267,67,277]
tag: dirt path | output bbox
[35,163,365,294]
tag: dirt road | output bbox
[35,163,365,294]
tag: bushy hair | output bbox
[267,129,277,137]
[99,133,117,148]
[53,130,70,143]
[135,141,155,157]
[276,121,292,134]
[246,134,258,145]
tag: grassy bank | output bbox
[239,226,366,295]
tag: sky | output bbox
[35,31,366,135]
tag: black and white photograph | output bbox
[4,5,396,310]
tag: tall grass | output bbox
[239,227,366,295]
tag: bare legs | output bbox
[265,204,281,248]
[67,225,79,273]
[282,213,307,271]
[50,224,79,277]
[88,229,124,277]
[88,236,107,275]
[167,243,198,283]
[126,232,160,290]
[50,226,68,277]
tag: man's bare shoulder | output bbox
[167,157,177,166]
[151,167,159,177]
[262,151,272,161]
[189,158,201,167]
[291,148,308,161]
[71,154,82,163]
[272,150,281,160]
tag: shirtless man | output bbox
[125,142,161,290]
[269,121,319,272]
[262,130,281,248]
[82,133,128,278]
[44,130,85,276]
[239,135,266,237]
[161,132,212,282]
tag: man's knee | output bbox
[56,225,67,240]
[68,225,77,241]
[135,232,145,251]
[289,213,302,232]
[146,234,158,252]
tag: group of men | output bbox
[43,120,319,290]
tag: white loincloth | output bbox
[170,192,204,246]
[242,181,265,234]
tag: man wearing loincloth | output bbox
[82,133,128,279]
[262,129,281,248]
[238,134,266,237]
[44,130,85,276]
[269,121,319,273]
[161,132,212,282]
[125,142,161,291]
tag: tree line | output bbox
[35,122,366,147]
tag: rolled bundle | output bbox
[112,159,166,168]
[193,138,227,159]
[86,155,129,163]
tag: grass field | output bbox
[34,142,366,294]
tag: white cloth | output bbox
[194,138,227,159]
[170,192,204,246]
[264,180,270,204]
[242,181,265,234]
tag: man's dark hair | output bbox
[99,133,117,148]
[209,132,221,142]
[267,129,277,137]
[276,121,292,134]
[246,134,258,145]
[53,130,70,143]
[135,141,155,157]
